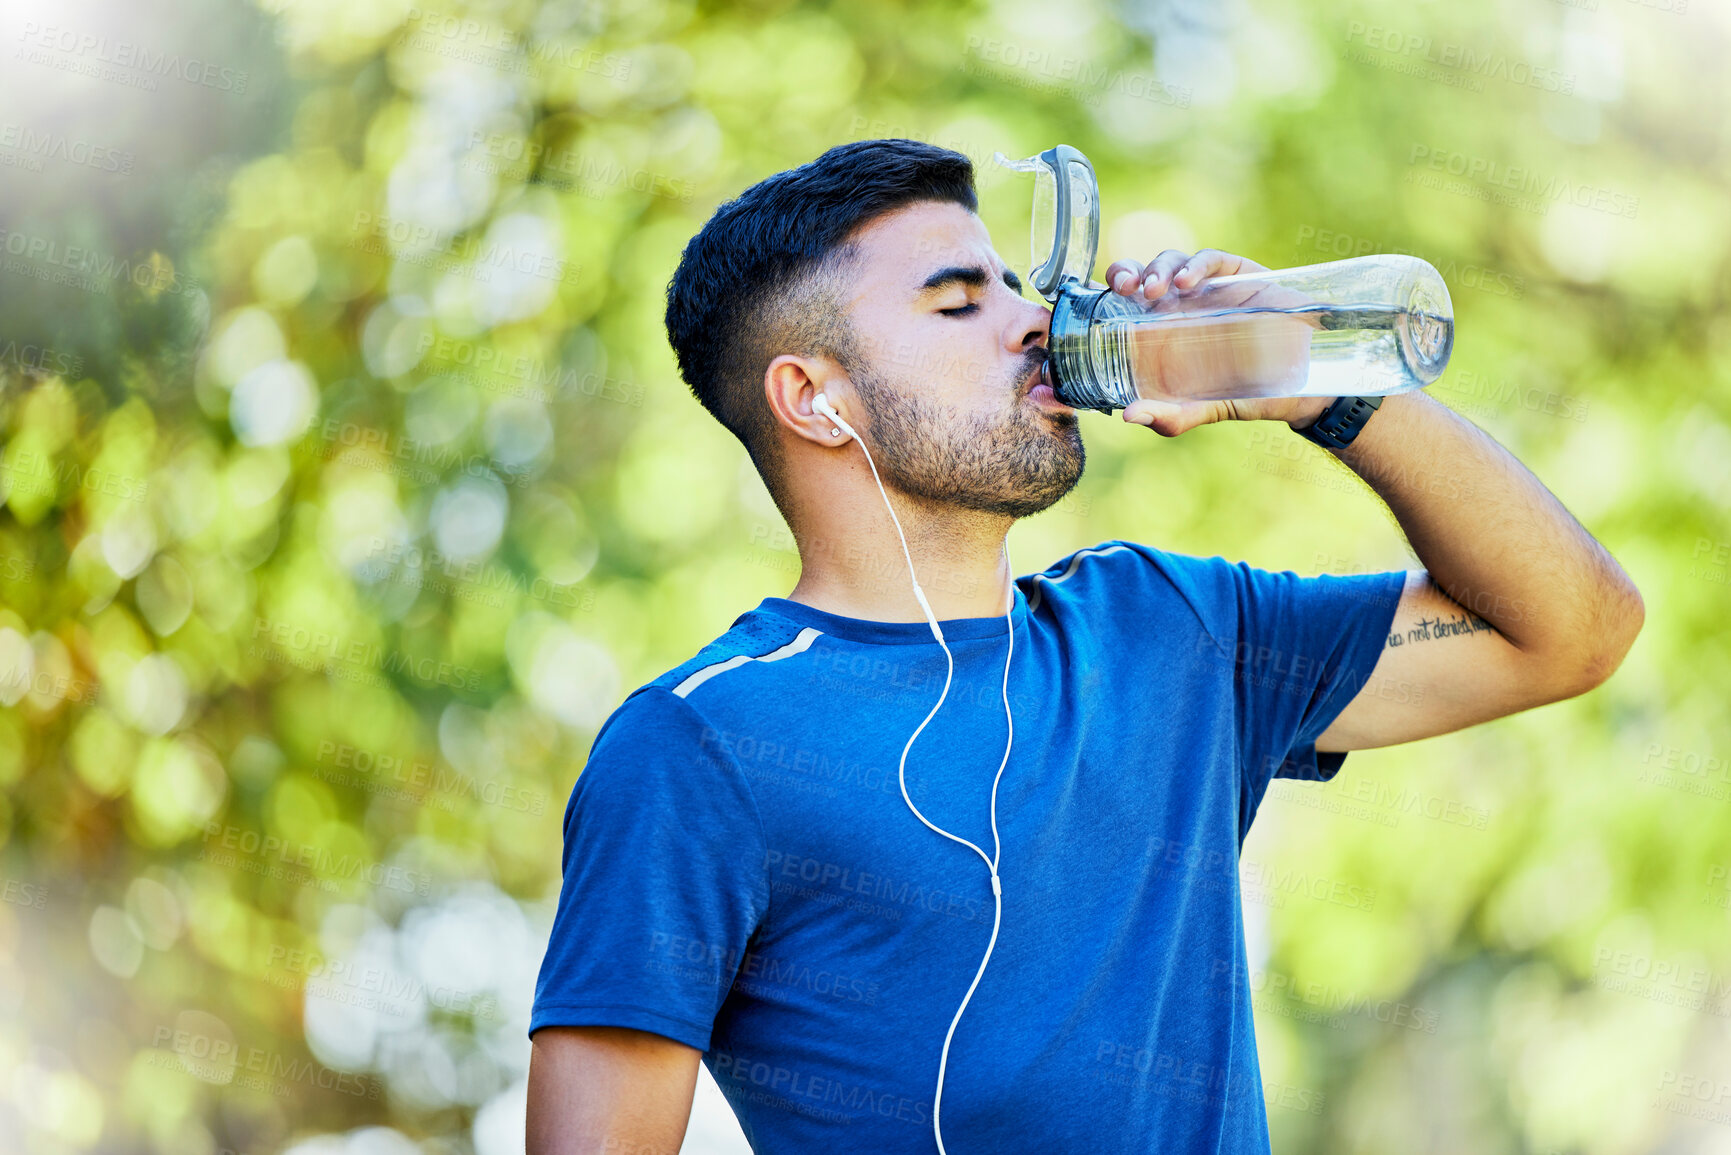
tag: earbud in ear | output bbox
[813,392,849,439]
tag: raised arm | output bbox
[1302,389,1641,749]
[1104,248,1645,750]
[527,1025,701,1155]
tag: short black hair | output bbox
[664,138,978,512]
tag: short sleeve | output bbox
[1211,561,1407,829]
[530,686,770,1052]
[1034,541,1407,843]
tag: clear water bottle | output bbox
[997,146,1455,414]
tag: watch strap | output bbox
[1296,394,1383,451]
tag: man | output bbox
[525,139,1643,1153]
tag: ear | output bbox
[766,353,854,446]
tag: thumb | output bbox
[1121,397,1228,437]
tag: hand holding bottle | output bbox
[997,145,1454,419]
[1101,246,1270,306]
[1100,249,1329,432]
[1047,247,1451,419]
[1097,249,1325,412]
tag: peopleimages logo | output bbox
[0,228,201,297]
[0,340,84,379]
[0,123,134,174]
[1345,22,1576,94]
[710,1050,929,1126]
[1407,144,1640,218]
[16,22,249,92]
[148,1027,380,1098]
[762,850,989,923]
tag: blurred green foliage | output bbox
[0,0,1728,1152]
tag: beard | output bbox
[847,346,1086,519]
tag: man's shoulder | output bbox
[644,606,821,701]
[1023,538,1237,619]
[587,606,819,749]
[1031,540,1405,630]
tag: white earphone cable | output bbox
[813,394,1016,1155]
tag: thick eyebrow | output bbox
[916,264,1023,299]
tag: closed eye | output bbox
[938,303,979,317]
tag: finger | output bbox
[1173,249,1249,290]
[1234,396,1315,424]
[1121,397,1236,437]
[1104,259,1148,296]
[1139,250,1193,301]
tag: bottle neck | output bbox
[1047,282,1136,413]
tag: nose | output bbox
[1010,296,1052,355]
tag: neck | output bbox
[784,490,1017,623]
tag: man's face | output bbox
[835,200,1084,520]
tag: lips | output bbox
[1025,358,1070,409]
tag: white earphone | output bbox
[813,392,850,440]
[811,391,1016,1155]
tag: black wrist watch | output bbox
[1295,394,1383,451]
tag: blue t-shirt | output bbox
[531,540,1406,1153]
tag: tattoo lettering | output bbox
[1385,612,1494,648]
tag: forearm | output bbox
[1304,390,1642,673]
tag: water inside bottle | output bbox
[1097,301,1454,403]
